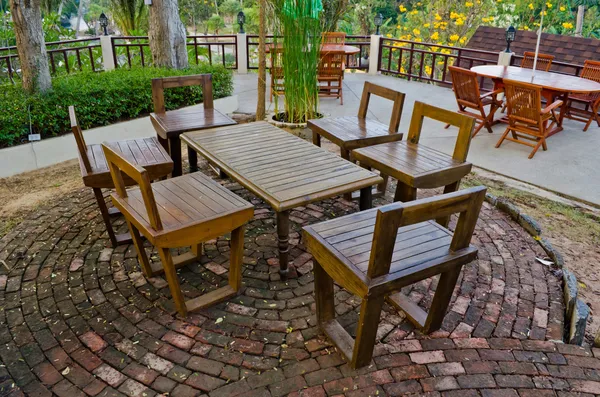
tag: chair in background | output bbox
[308,82,405,198]
[322,32,346,44]
[352,102,474,227]
[317,50,345,104]
[102,143,254,317]
[497,79,563,159]
[304,186,486,368]
[565,60,600,131]
[447,66,503,137]
[270,47,285,102]
[150,74,236,177]
[70,106,173,247]
[520,51,555,71]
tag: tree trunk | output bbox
[75,0,84,38]
[575,5,584,37]
[256,0,266,120]
[9,0,52,93]
[148,0,189,68]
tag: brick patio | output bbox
[1,158,600,397]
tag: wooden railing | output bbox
[110,35,238,69]
[345,35,369,71]
[246,34,278,70]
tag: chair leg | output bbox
[191,243,203,259]
[436,181,460,227]
[423,267,461,333]
[377,175,389,195]
[312,131,321,147]
[529,137,546,159]
[129,221,153,277]
[495,127,511,149]
[93,188,118,247]
[340,148,352,201]
[188,146,198,173]
[471,122,485,138]
[157,247,188,317]
[394,182,417,202]
[444,123,451,129]
[351,295,385,369]
[228,226,245,292]
[170,136,183,177]
[314,260,335,325]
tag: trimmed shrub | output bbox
[0,64,234,148]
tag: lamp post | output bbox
[505,25,516,53]
[99,12,108,36]
[374,13,383,35]
[237,11,246,34]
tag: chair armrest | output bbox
[480,88,504,99]
[541,100,563,114]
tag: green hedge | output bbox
[0,64,234,148]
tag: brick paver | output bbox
[0,158,598,396]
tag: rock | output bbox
[231,112,256,124]
[484,192,498,206]
[496,197,520,221]
[518,213,542,236]
[595,327,600,348]
[569,299,590,346]
[563,268,578,321]
[538,237,565,268]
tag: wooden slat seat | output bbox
[70,106,173,247]
[352,102,475,227]
[309,82,405,199]
[150,74,237,177]
[304,186,486,369]
[102,143,254,317]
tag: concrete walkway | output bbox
[234,73,600,207]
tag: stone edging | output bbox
[483,192,590,346]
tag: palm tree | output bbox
[110,0,146,34]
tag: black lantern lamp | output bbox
[505,25,516,52]
[374,13,383,35]
[237,11,246,34]
[99,12,109,36]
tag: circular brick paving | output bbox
[1,165,600,397]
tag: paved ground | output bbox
[233,72,600,207]
[1,157,600,397]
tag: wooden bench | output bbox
[70,106,173,247]
[102,143,254,317]
[304,186,486,368]
[352,102,474,226]
[150,74,236,177]
[308,82,405,198]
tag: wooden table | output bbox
[471,65,600,136]
[182,122,383,277]
[266,43,360,55]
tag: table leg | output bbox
[341,148,352,201]
[359,187,372,211]
[276,210,290,278]
[169,136,182,177]
[187,145,198,173]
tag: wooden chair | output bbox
[270,47,285,102]
[305,185,486,368]
[447,66,503,137]
[520,51,555,71]
[70,106,173,247]
[317,50,345,104]
[308,82,405,198]
[496,80,563,159]
[565,60,600,131]
[322,32,346,44]
[101,143,254,317]
[150,74,236,177]
[352,102,474,227]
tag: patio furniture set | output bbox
[448,52,600,159]
[70,71,488,368]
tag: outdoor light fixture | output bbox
[99,12,108,36]
[374,13,383,35]
[505,25,516,52]
[238,11,246,34]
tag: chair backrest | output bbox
[407,101,475,163]
[448,66,482,109]
[366,186,486,278]
[322,32,346,44]
[581,60,600,83]
[520,51,554,72]
[318,50,345,77]
[69,106,92,173]
[503,79,543,127]
[151,74,214,114]
[357,82,405,133]
[101,143,163,231]
[270,47,284,73]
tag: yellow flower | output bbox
[413,28,421,36]
[560,6,566,11]
[400,67,406,74]
[399,4,407,12]
[465,1,474,7]
[410,9,418,15]
[435,13,442,21]
[450,11,459,19]
[425,65,432,75]
[423,23,430,28]
[497,0,502,2]
[438,60,445,65]
[562,22,574,29]
[449,34,460,41]
[386,33,392,38]
[396,25,401,29]
[528,3,534,9]
[455,18,465,26]
[417,2,422,5]
[482,17,490,22]
[541,10,547,15]
[459,36,467,44]
[546,2,552,8]
[523,25,530,30]
[441,48,452,54]
[430,31,439,40]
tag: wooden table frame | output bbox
[182,122,383,277]
[471,65,600,137]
